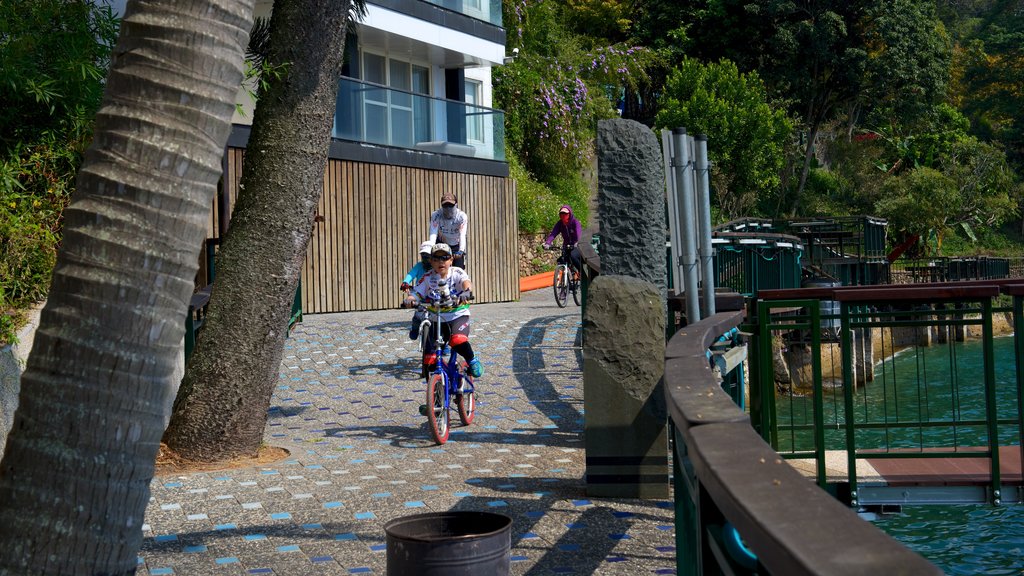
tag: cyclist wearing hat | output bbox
[543,204,583,276]
[428,191,468,269]
[403,243,483,378]
[400,240,435,340]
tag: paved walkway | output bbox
[139,289,677,575]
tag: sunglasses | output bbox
[442,203,456,208]
[431,254,453,261]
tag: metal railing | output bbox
[889,256,1016,284]
[753,280,1024,506]
[713,232,803,297]
[665,307,940,574]
[333,77,506,161]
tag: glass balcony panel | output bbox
[413,96,432,144]
[391,108,414,148]
[333,77,505,162]
[423,0,502,27]
[364,104,388,145]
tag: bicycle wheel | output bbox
[456,360,475,425]
[425,373,450,444]
[552,265,568,308]
[570,269,581,306]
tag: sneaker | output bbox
[409,326,419,340]
[418,404,428,416]
[468,358,484,378]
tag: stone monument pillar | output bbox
[584,275,668,497]
[596,119,666,294]
[583,119,669,498]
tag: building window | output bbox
[464,79,483,144]
[360,51,431,147]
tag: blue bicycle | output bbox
[416,290,475,444]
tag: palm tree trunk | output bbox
[163,0,360,461]
[0,1,253,573]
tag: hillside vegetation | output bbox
[502,0,1024,259]
[3,0,1023,344]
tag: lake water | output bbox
[770,335,1024,572]
[863,336,1024,574]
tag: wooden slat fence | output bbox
[209,147,519,313]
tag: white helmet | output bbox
[419,241,434,255]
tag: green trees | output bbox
[0,0,254,571]
[956,6,1024,168]
[876,138,1018,251]
[0,0,119,343]
[655,58,791,220]
[676,0,952,213]
[496,0,656,230]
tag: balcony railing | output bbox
[333,77,505,162]
[422,0,502,27]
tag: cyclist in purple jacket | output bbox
[542,205,583,276]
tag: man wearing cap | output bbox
[543,204,583,276]
[403,243,483,379]
[428,191,468,269]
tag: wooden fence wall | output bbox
[212,148,519,314]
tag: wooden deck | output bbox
[789,446,1024,505]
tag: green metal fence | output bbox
[752,282,1024,506]
[713,235,803,297]
[665,306,941,575]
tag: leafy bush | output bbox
[0,1,118,344]
[511,153,590,233]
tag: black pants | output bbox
[561,246,582,275]
[449,243,466,270]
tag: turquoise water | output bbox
[875,504,1024,574]
[775,336,1021,452]
[774,336,1024,573]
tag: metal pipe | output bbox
[694,135,715,317]
[673,128,700,325]
[662,130,682,295]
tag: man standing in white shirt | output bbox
[428,191,468,269]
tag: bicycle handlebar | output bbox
[406,291,474,309]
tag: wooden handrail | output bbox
[665,310,942,575]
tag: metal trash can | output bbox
[384,511,512,576]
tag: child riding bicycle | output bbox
[400,240,434,340]
[402,243,483,379]
[542,204,583,277]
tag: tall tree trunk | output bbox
[163,0,359,461]
[792,94,832,214]
[0,0,253,573]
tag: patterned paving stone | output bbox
[139,290,676,574]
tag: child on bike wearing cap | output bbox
[429,192,468,269]
[403,243,483,378]
[400,240,435,340]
